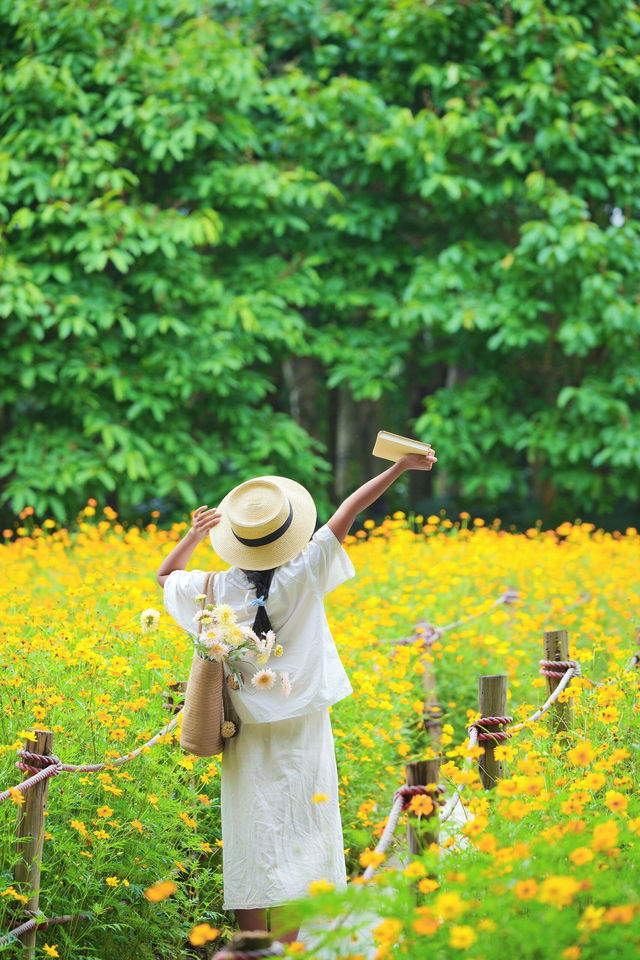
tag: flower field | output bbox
[0,508,639,960]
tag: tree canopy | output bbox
[2,0,639,527]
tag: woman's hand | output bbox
[398,449,438,472]
[190,505,222,542]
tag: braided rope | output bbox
[0,713,181,802]
[60,713,181,773]
[0,752,62,804]
[0,917,39,944]
[539,658,580,678]
[438,726,479,823]
[361,784,443,881]
[214,946,284,959]
[470,716,513,742]
[417,590,519,640]
[0,913,91,946]
[440,662,582,824]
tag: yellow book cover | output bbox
[372,431,432,462]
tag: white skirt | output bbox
[221,709,347,910]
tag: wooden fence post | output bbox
[543,630,574,733]
[404,758,440,854]
[14,730,54,959]
[163,680,188,716]
[412,622,443,753]
[477,676,508,790]
[213,931,280,958]
[421,657,443,755]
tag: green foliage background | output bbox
[2,0,639,527]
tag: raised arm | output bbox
[327,451,437,544]
[156,505,221,587]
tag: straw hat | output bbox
[209,476,316,570]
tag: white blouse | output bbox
[163,524,355,724]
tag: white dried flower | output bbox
[280,672,292,697]
[251,668,276,691]
[140,608,160,633]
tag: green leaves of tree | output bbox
[2,0,640,525]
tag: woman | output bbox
[156,451,437,942]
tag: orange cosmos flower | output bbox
[514,879,538,900]
[604,790,628,815]
[145,880,177,902]
[188,924,220,946]
[604,905,634,925]
[409,794,434,817]
[591,821,619,852]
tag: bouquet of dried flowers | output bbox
[192,598,291,696]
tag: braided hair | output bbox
[244,568,275,636]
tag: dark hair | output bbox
[244,568,275,636]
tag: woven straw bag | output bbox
[180,572,240,757]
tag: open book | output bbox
[372,430,432,462]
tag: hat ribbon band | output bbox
[232,500,293,548]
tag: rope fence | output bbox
[0,715,182,807]
[0,914,92,948]
[1,589,637,953]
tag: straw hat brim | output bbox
[209,476,317,571]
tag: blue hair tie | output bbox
[250,594,266,608]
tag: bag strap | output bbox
[199,572,216,636]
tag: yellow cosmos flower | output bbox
[569,847,594,865]
[403,861,426,879]
[435,891,467,920]
[359,849,385,869]
[418,877,439,894]
[538,875,579,908]
[373,918,402,944]
[578,906,605,932]
[567,741,595,767]
[308,879,334,895]
[449,925,477,949]
[591,821,619,852]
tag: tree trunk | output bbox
[335,386,357,500]
[282,356,321,440]
[334,389,382,501]
[431,364,462,501]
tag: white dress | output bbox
[164,524,355,909]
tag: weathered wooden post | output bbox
[14,730,54,959]
[422,657,443,754]
[412,622,443,753]
[213,931,283,958]
[163,680,188,716]
[543,630,574,733]
[404,758,440,853]
[477,676,509,789]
